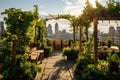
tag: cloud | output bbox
[62,0,73,5]
[64,5,80,11]
[63,0,85,16]
[40,11,48,16]
[77,0,85,6]
[39,11,49,18]
[66,2,72,5]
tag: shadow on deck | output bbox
[37,50,77,80]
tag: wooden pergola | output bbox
[45,10,120,62]
[45,0,120,63]
[81,0,120,63]
[93,13,120,63]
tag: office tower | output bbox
[55,22,58,34]
[116,27,120,37]
[0,21,5,35]
[115,27,120,44]
[47,24,53,34]
[108,26,115,37]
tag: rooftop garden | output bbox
[0,0,120,79]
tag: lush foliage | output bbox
[37,19,46,48]
[74,40,119,80]
[0,53,41,80]
[82,40,93,55]
[1,8,35,54]
[0,6,42,79]
[33,5,46,48]
[74,41,120,80]
[63,47,79,60]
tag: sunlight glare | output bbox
[89,0,96,7]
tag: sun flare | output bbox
[89,0,96,7]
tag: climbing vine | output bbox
[0,6,41,80]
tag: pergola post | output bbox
[79,26,82,56]
[93,17,98,63]
[73,27,76,47]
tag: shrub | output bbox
[75,60,108,80]
[107,53,120,73]
[80,64,103,80]
[0,53,41,80]
[74,54,94,75]
[74,40,120,80]
[63,47,79,60]
[74,52,120,80]
[44,46,53,57]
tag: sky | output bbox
[0,0,120,33]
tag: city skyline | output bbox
[46,22,73,40]
[0,0,120,33]
[46,20,120,33]
[46,22,120,44]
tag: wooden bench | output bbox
[29,47,44,64]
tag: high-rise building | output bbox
[107,26,120,45]
[108,26,115,44]
[55,22,58,34]
[116,27,120,31]
[47,24,53,34]
[114,27,120,44]
[116,27,120,37]
[0,21,5,35]
[108,26,115,37]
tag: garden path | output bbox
[35,50,77,80]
